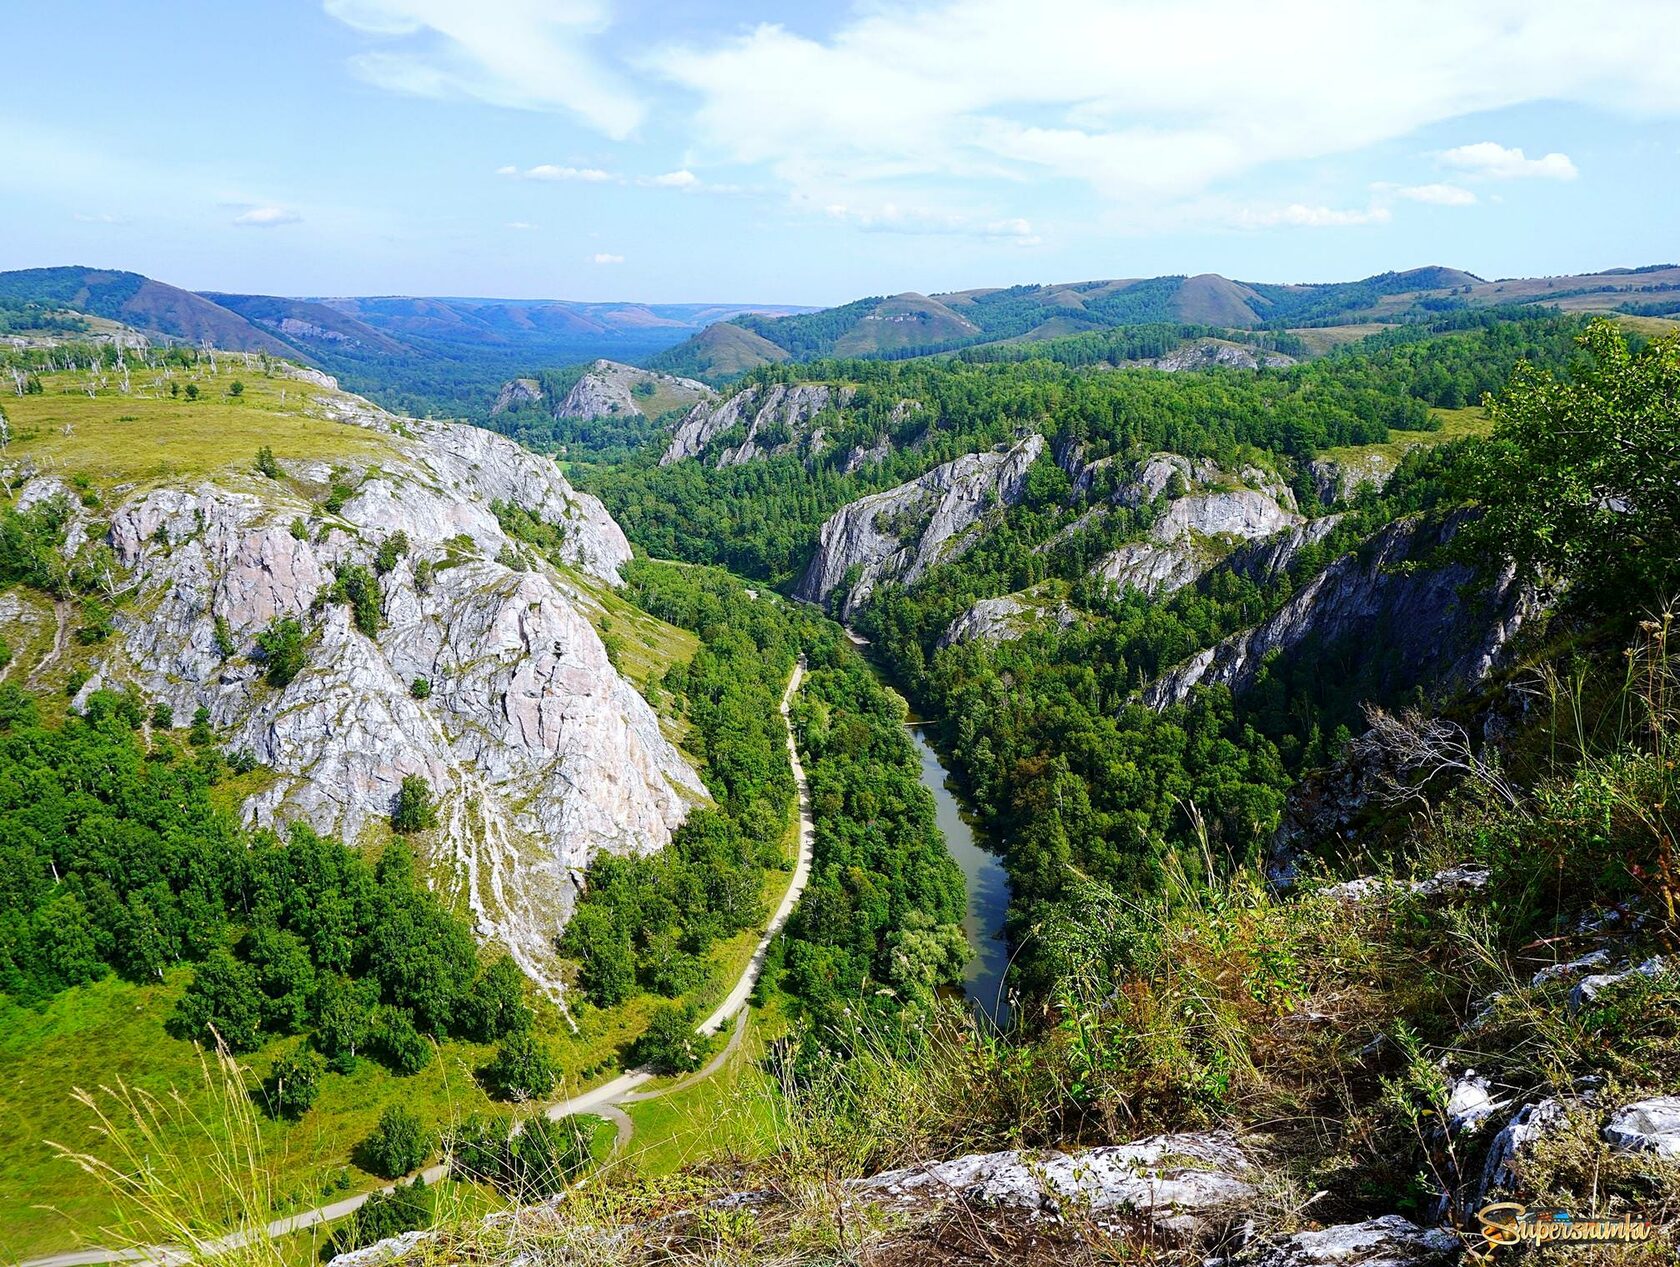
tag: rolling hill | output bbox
[650,263,1680,380]
[0,266,811,418]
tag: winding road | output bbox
[13,657,816,1267]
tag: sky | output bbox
[2,0,1678,305]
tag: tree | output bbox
[184,383,199,401]
[460,955,533,1042]
[255,445,278,478]
[1469,319,1680,614]
[265,1046,324,1119]
[361,1105,432,1178]
[371,1005,433,1075]
[631,1003,704,1075]
[330,1177,431,1257]
[255,617,308,688]
[229,381,245,399]
[481,1032,557,1101]
[391,775,437,834]
[173,949,265,1052]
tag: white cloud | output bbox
[1233,202,1391,229]
[498,163,615,182]
[507,220,538,230]
[233,206,302,227]
[590,252,625,264]
[73,211,128,224]
[1393,182,1479,206]
[647,0,1670,213]
[323,0,645,138]
[1440,141,1579,180]
[648,169,699,189]
[820,201,1041,244]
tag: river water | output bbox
[904,724,1014,1026]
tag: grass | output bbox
[565,569,700,750]
[1318,404,1494,474]
[1,362,395,494]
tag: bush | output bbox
[410,677,431,700]
[632,1003,705,1075]
[330,1176,431,1256]
[360,1105,432,1179]
[330,562,382,637]
[391,774,437,834]
[265,1046,324,1119]
[375,531,409,575]
[482,1032,558,1101]
[255,617,308,688]
[254,445,278,478]
[372,1005,432,1076]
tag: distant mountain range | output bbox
[648,263,1680,380]
[0,266,812,416]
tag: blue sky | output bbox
[2,1,1677,305]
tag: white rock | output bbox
[1444,1071,1504,1133]
[1478,1098,1569,1200]
[796,435,1045,617]
[1239,1216,1459,1266]
[661,382,855,466]
[1531,949,1612,987]
[1568,957,1670,1015]
[938,591,1076,649]
[1605,1097,1680,1157]
[854,1133,1256,1239]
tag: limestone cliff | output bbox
[1142,513,1530,709]
[795,435,1045,617]
[555,359,712,424]
[7,373,705,998]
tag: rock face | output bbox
[1223,515,1344,585]
[556,359,713,424]
[661,382,864,467]
[1090,455,1305,598]
[1143,513,1530,709]
[854,1132,1257,1241]
[1149,340,1296,372]
[1236,1216,1460,1266]
[938,590,1077,649]
[10,374,704,998]
[795,435,1045,617]
[1311,452,1397,506]
[490,377,543,415]
[1605,1097,1680,1157]
[1478,1099,1570,1201]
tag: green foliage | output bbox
[184,383,199,402]
[212,614,236,659]
[632,1002,706,1075]
[254,445,279,479]
[189,706,214,746]
[391,774,437,834]
[409,677,431,700]
[255,616,308,687]
[481,1031,558,1101]
[1468,318,1680,615]
[228,381,244,399]
[374,531,409,576]
[329,562,382,637]
[330,1177,432,1257]
[780,646,966,1020]
[562,561,802,1007]
[359,1104,432,1179]
[448,1112,593,1199]
[264,1045,324,1119]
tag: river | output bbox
[904,723,1013,1026]
[844,631,1013,1026]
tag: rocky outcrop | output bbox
[795,435,1045,617]
[1143,514,1530,709]
[556,359,712,423]
[938,590,1076,649]
[1311,452,1396,506]
[1149,340,1296,373]
[1605,1097,1680,1158]
[660,382,862,466]
[1091,456,1304,598]
[1223,515,1344,585]
[855,1132,1257,1241]
[490,377,543,415]
[1478,1099,1570,1201]
[9,374,704,998]
[1233,1216,1460,1266]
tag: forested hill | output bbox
[647,262,1680,380]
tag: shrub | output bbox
[360,1105,432,1179]
[330,1177,432,1256]
[255,617,308,687]
[375,531,409,575]
[265,1046,324,1119]
[632,1003,705,1075]
[409,677,431,700]
[372,1005,432,1076]
[391,774,437,834]
[482,1032,558,1101]
[331,562,382,637]
[254,445,278,478]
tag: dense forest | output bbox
[579,311,1589,588]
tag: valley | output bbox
[2,273,1679,1267]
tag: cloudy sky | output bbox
[3,1,1677,303]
